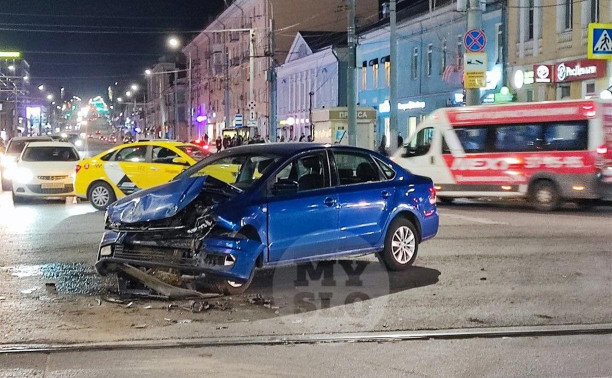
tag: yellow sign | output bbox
[464,71,486,89]
[0,51,21,58]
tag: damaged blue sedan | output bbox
[96,143,439,295]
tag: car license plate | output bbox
[41,183,65,189]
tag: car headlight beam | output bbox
[11,167,34,184]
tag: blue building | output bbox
[357,1,503,147]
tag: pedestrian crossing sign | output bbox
[588,23,612,59]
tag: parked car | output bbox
[1,136,53,191]
[75,141,211,210]
[96,143,439,295]
[9,142,79,203]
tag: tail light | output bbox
[75,164,82,173]
[428,186,437,205]
[597,145,608,155]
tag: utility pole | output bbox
[347,0,357,146]
[466,0,482,106]
[174,70,179,139]
[269,19,277,142]
[224,33,231,133]
[187,51,192,140]
[389,0,398,152]
[249,28,256,136]
[308,91,314,140]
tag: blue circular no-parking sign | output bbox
[464,29,487,52]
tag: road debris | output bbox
[45,283,57,295]
[0,296,6,301]
[131,324,147,329]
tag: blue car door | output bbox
[332,150,395,251]
[267,151,339,262]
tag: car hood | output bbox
[107,175,239,225]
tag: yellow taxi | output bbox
[75,141,210,210]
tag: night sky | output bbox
[0,0,224,100]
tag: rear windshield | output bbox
[178,145,209,161]
[22,146,79,162]
[7,139,51,154]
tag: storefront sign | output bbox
[555,59,606,82]
[329,109,376,120]
[534,65,554,83]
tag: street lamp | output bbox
[46,94,54,101]
[167,36,181,50]
[125,91,132,98]
[38,84,44,91]
[131,84,139,92]
[117,97,123,103]
[145,69,152,76]
[8,65,15,72]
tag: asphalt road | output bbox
[2,334,612,377]
[0,190,610,374]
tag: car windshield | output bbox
[177,145,208,161]
[22,146,79,161]
[177,153,281,190]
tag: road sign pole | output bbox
[466,0,482,106]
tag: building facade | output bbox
[183,0,379,140]
[145,59,188,140]
[507,0,611,101]
[357,2,503,148]
[276,31,348,141]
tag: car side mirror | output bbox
[272,179,298,196]
[172,157,189,166]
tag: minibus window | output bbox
[542,122,588,151]
[404,127,433,157]
[494,125,542,152]
[455,128,488,153]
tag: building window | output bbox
[426,44,432,76]
[590,0,599,23]
[440,39,447,75]
[361,62,367,90]
[457,35,463,65]
[384,60,391,86]
[528,0,535,40]
[373,63,379,88]
[411,47,418,80]
[564,0,573,30]
[558,83,571,99]
[495,23,503,64]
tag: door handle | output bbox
[150,167,159,171]
[430,156,435,165]
[381,191,391,199]
[324,197,336,207]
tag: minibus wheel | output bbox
[530,180,560,211]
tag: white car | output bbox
[9,142,79,203]
[1,136,53,191]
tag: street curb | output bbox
[2,323,612,354]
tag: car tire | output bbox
[379,217,419,271]
[1,178,11,192]
[530,180,560,212]
[210,261,255,296]
[88,182,116,211]
[11,191,27,204]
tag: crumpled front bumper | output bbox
[96,230,264,282]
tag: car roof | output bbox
[23,141,76,148]
[221,143,378,157]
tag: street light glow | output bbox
[145,69,152,76]
[47,94,54,101]
[23,75,29,81]
[125,91,132,98]
[117,97,123,103]
[167,36,181,50]
[38,85,44,91]
[8,65,15,72]
[131,84,139,91]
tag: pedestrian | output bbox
[299,134,306,142]
[378,135,388,156]
[204,134,209,143]
[280,135,285,142]
[215,136,222,151]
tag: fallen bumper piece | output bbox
[117,264,220,300]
